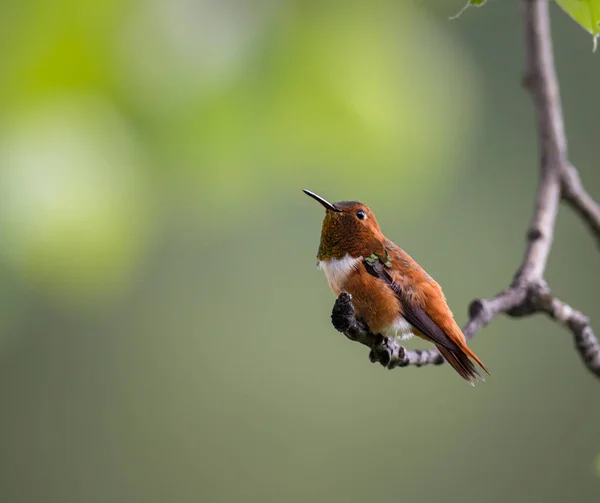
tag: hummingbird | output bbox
[303,189,488,383]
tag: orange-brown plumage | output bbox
[304,189,489,384]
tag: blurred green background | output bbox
[0,1,599,502]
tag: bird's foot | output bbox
[369,337,408,369]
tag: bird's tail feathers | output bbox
[436,344,489,385]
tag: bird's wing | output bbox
[362,244,460,352]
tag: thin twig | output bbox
[532,284,600,378]
[330,0,600,380]
[561,163,600,247]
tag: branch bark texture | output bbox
[331,0,600,379]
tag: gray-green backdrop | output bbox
[0,1,598,502]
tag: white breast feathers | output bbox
[318,254,362,296]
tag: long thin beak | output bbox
[302,189,341,212]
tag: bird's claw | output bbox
[369,339,407,369]
[331,293,409,368]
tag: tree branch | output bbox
[330,0,600,380]
[561,163,600,248]
[516,0,563,284]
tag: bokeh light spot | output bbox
[0,95,151,304]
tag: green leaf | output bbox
[450,0,489,21]
[556,0,600,50]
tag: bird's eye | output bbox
[356,210,366,220]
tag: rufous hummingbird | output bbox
[304,189,489,383]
